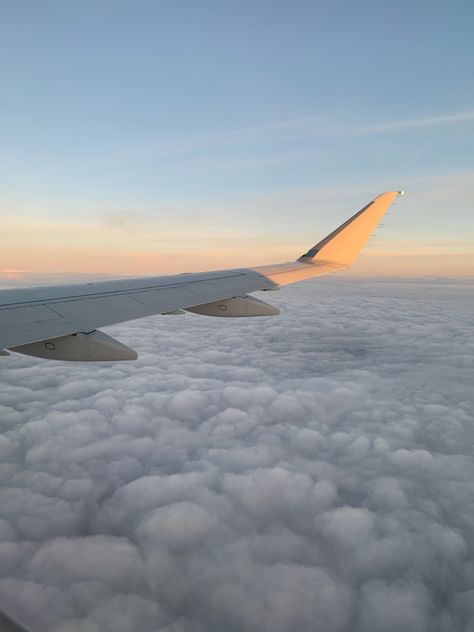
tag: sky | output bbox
[0,0,473,278]
[0,278,473,632]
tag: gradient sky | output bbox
[1,0,473,278]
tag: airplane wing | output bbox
[0,191,402,361]
[0,607,32,632]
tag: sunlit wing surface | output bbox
[0,191,402,361]
[253,190,400,285]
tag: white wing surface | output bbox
[0,191,401,361]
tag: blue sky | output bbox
[0,0,473,275]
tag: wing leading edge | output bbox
[0,191,402,360]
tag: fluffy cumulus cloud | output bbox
[0,277,473,632]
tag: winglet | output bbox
[298,190,401,267]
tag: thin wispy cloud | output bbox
[349,110,474,135]
[109,109,474,166]
[221,109,474,143]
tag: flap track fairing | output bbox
[186,295,279,317]
[10,330,138,362]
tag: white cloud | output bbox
[0,277,473,631]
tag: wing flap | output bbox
[0,305,62,327]
[49,295,141,321]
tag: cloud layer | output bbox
[0,277,473,632]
